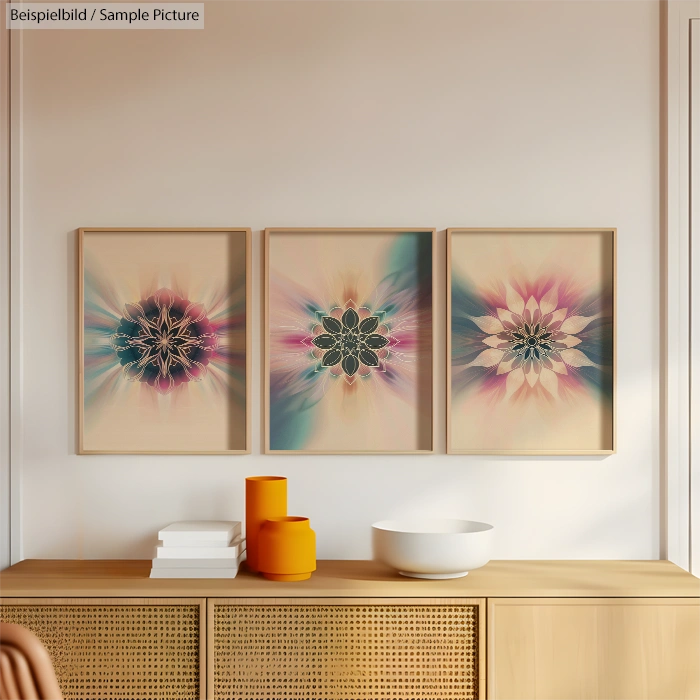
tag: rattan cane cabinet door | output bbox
[209,597,485,700]
[0,598,205,700]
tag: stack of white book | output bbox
[149,521,246,579]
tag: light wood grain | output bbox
[263,227,437,454]
[1,560,698,599]
[446,227,617,455]
[2,563,698,700]
[488,597,700,700]
[77,227,252,455]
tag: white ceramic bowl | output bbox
[372,518,494,579]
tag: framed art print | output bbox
[448,228,615,455]
[265,228,435,454]
[79,227,251,454]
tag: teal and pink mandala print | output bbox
[451,275,613,404]
[268,233,433,451]
[110,288,219,394]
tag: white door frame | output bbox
[0,0,11,571]
[666,0,700,574]
[0,2,22,569]
[690,16,700,575]
[8,16,22,568]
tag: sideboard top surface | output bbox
[1,559,698,598]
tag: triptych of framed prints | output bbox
[78,227,615,456]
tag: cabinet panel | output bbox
[488,598,700,700]
[209,597,484,700]
[0,598,205,700]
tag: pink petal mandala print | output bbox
[452,275,613,405]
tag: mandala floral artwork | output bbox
[267,230,434,453]
[310,304,391,379]
[80,228,248,454]
[111,288,219,394]
[449,229,614,453]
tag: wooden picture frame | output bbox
[447,227,616,455]
[264,228,436,454]
[78,227,251,455]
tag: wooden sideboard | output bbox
[1,560,698,700]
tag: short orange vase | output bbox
[245,476,287,573]
[258,517,316,582]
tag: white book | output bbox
[158,521,241,546]
[155,535,245,560]
[152,540,246,568]
[150,568,240,579]
[150,552,245,578]
[151,568,238,578]
[161,540,233,548]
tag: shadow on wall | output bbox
[380,458,652,559]
[67,229,76,456]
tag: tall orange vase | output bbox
[245,476,287,572]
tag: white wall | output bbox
[16,0,661,560]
